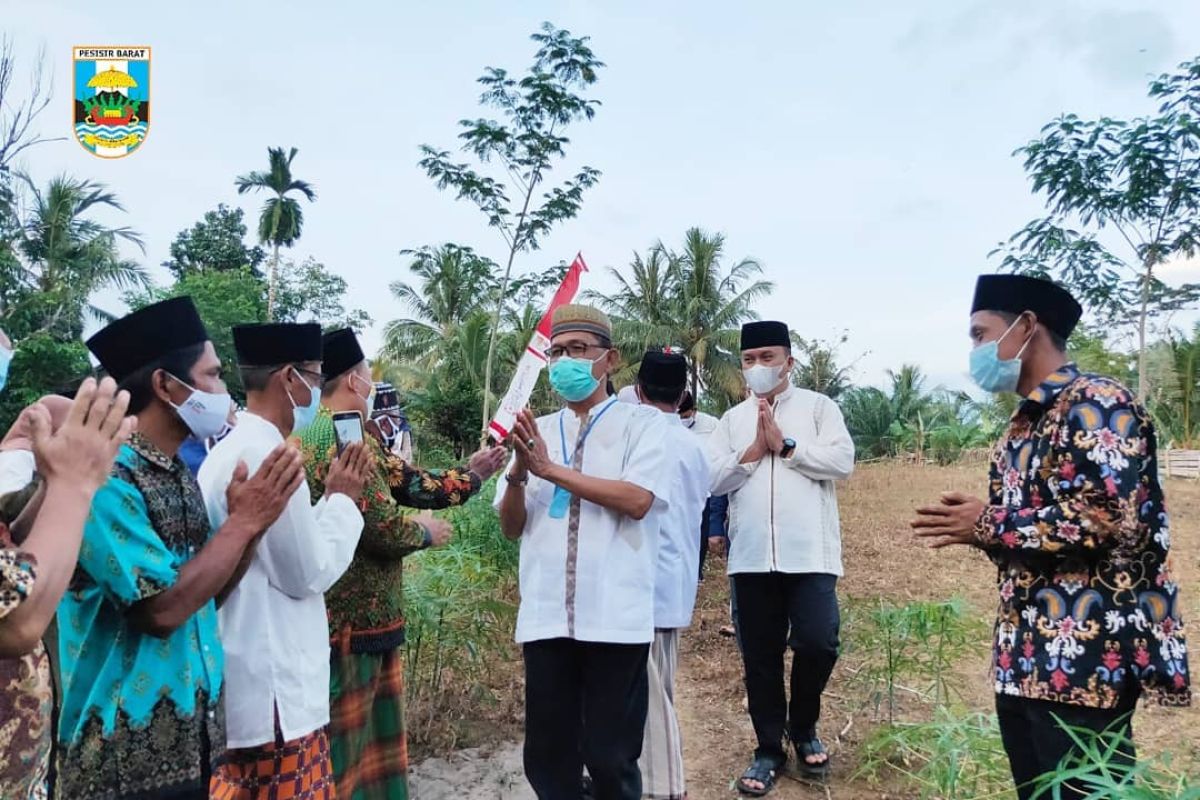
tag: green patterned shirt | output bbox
[298,407,481,653]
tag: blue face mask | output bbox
[0,346,11,394]
[549,355,604,403]
[969,318,1032,394]
[287,369,321,434]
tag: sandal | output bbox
[719,624,736,638]
[794,736,830,779]
[736,755,784,797]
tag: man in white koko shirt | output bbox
[708,320,855,795]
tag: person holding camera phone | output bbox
[296,327,506,800]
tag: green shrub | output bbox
[403,480,519,744]
[857,710,1014,799]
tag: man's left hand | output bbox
[910,492,986,548]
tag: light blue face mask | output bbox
[969,317,1033,394]
[0,346,11,394]
[549,355,604,403]
[287,369,321,434]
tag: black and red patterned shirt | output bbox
[975,364,1190,709]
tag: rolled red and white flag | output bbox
[488,253,588,442]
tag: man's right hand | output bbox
[226,444,305,537]
[324,441,372,502]
[412,511,452,548]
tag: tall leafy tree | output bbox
[274,256,371,331]
[418,22,604,430]
[162,204,265,279]
[994,56,1200,400]
[235,146,316,319]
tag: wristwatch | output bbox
[780,437,797,459]
[507,471,529,486]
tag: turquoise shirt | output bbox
[56,435,225,799]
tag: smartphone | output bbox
[333,411,365,455]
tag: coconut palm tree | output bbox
[382,244,498,369]
[235,146,316,319]
[4,173,147,337]
[589,227,772,408]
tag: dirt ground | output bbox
[411,463,1200,799]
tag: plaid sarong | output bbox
[328,646,409,800]
[209,718,335,800]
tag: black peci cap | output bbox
[971,275,1083,340]
[232,323,322,367]
[321,328,365,380]
[86,296,209,381]
[740,320,791,351]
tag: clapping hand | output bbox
[511,409,552,478]
[324,441,374,503]
[32,377,136,496]
[226,444,305,537]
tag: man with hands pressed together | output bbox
[911,275,1190,800]
[708,321,855,796]
[496,304,670,800]
[57,298,306,800]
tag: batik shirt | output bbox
[0,548,50,800]
[976,365,1190,709]
[56,435,225,799]
[298,406,481,654]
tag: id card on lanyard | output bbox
[548,398,618,519]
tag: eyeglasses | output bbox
[544,342,608,361]
[274,365,327,389]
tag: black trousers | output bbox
[523,638,650,800]
[996,693,1139,800]
[732,572,840,763]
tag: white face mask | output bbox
[743,363,786,396]
[168,375,234,441]
[350,372,376,414]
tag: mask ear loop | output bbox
[1014,314,1038,360]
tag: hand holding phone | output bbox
[333,411,365,455]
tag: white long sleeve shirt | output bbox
[494,400,671,645]
[653,412,710,630]
[707,385,855,576]
[197,412,363,748]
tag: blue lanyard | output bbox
[558,398,618,467]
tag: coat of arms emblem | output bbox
[73,46,150,158]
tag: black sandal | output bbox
[736,755,783,796]
[794,736,830,779]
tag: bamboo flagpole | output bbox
[486,253,589,443]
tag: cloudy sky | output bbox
[5,0,1199,391]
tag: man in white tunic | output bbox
[623,351,709,800]
[199,323,371,799]
[496,305,670,800]
[708,321,855,796]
